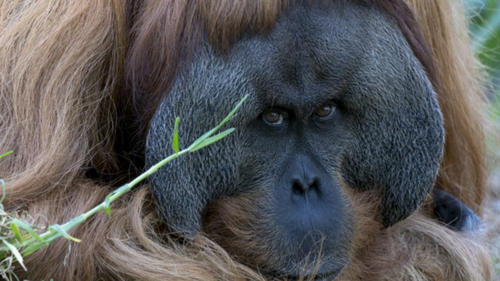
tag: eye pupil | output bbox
[265,111,280,122]
[316,102,336,118]
[262,109,284,125]
[264,111,280,123]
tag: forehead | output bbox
[175,0,419,117]
[220,1,389,108]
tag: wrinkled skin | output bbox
[146,1,444,279]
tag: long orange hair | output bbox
[0,0,492,280]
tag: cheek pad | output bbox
[145,74,247,237]
[340,85,444,227]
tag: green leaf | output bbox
[172,117,180,154]
[48,225,81,243]
[21,242,48,257]
[212,95,248,133]
[0,179,6,204]
[103,195,112,218]
[0,151,13,159]
[11,219,44,242]
[10,222,23,243]
[189,128,235,152]
[0,151,10,204]
[188,95,248,151]
[2,239,26,271]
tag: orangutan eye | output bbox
[262,109,286,126]
[315,101,336,119]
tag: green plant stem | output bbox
[18,147,192,257]
[0,94,248,261]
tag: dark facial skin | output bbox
[146,1,444,279]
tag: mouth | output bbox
[265,251,347,281]
[271,267,342,281]
[281,272,339,281]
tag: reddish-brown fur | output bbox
[0,0,493,280]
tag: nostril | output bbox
[291,178,321,196]
[292,180,305,195]
[310,178,320,193]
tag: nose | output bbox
[291,175,320,196]
[288,156,322,200]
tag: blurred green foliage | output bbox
[465,0,500,113]
[467,0,500,72]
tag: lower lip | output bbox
[282,270,340,281]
